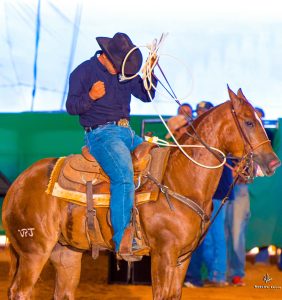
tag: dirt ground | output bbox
[1,247,282,300]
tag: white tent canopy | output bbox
[1,0,282,119]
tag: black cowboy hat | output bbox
[96,32,142,75]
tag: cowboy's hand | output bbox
[89,81,105,100]
[150,53,157,70]
[141,53,158,79]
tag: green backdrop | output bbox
[247,119,282,249]
[0,112,281,249]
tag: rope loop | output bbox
[121,33,226,170]
[145,135,226,169]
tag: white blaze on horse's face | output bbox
[254,111,268,136]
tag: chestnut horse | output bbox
[2,87,280,299]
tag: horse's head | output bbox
[226,86,280,177]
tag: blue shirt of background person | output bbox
[213,160,235,201]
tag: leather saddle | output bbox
[58,142,157,195]
[49,142,171,261]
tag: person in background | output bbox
[278,253,282,271]
[165,103,193,140]
[196,101,214,117]
[225,168,250,286]
[203,161,234,287]
[66,32,157,261]
[255,107,265,119]
[184,244,204,287]
[178,102,193,116]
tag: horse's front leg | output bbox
[151,250,190,300]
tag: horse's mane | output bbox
[192,101,228,127]
[176,101,229,147]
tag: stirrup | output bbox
[116,252,143,262]
[117,243,150,262]
[132,244,150,256]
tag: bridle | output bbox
[177,99,271,182]
[229,99,271,183]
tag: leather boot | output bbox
[117,225,150,262]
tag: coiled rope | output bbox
[121,33,226,169]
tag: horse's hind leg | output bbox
[8,244,19,287]
[50,243,83,300]
[8,251,51,300]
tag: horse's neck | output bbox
[164,104,228,207]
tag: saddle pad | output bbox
[51,182,158,207]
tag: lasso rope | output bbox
[120,33,166,82]
[121,33,226,169]
[144,136,226,169]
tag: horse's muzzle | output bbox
[267,158,281,175]
[254,155,281,177]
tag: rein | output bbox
[155,64,226,166]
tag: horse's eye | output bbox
[245,120,254,128]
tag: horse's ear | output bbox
[227,85,244,110]
[237,88,248,101]
[227,85,237,102]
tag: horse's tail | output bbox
[8,243,19,283]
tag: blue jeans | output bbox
[225,184,250,278]
[85,124,143,251]
[202,199,227,282]
[185,243,204,286]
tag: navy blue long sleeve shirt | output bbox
[66,51,157,127]
[213,160,235,201]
